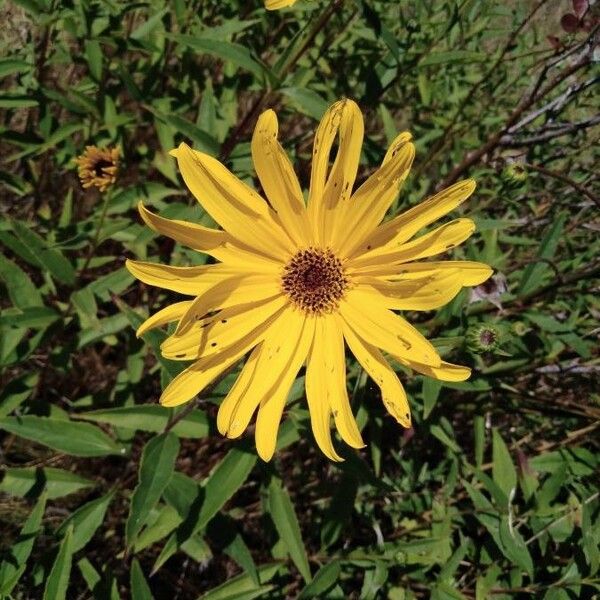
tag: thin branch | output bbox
[500,114,600,147]
[439,47,592,188]
[413,0,553,178]
[524,161,600,208]
[507,75,599,133]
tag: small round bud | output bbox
[466,323,502,353]
[501,163,528,188]
[511,321,530,337]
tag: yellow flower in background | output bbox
[75,145,119,192]
[265,0,297,9]
[126,99,492,462]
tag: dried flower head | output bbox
[75,146,119,192]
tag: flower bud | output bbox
[466,323,502,353]
[501,163,527,188]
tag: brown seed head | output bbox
[282,247,348,314]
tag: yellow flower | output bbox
[265,0,297,9]
[126,99,492,462]
[74,145,119,192]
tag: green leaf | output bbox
[492,428,517,500]
[57,491,115,552]
[163,471,199,517]
[201,563,282,600]
[298,561,340,599]
[430,424,461,453]
[422,378,442,419]
[207,514,259,586]
[193,448,256,531]
[498,517,534,577]
[10,220,76,285]
[77,313,130,348]
[133,504,182,552]
[85,40,103,81]
[0,59,32,78]
[9,0,42,16]
[77,558,101,594]
[473,415,485,468]
[0,416,126,457]
[419,50,486,66]
[35,123,85,155]
[114,297,183,379]
[0,254,43,308]
[280,88,329,120]
[77,405,210,438]
[0,492,47,595]
[158,112,220,155]
[0,306,59,329]
[268,478,311,583]
[43,525,74,600]
[360,560,388,600]
[130,558,154,600]
[126,432,180,546]
[0,467,94,499]
[519,212,567,296]
[0,372,38,419]
[0,95,38,108]
[130,8,167,40]
[168,34,270,82]
[71,287,98,328]
[155,448,256,571]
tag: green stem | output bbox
[79,189,112,280]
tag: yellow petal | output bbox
[136,301,192,337]
[126,260,240,295]
[343,324,411,427]
[307,99,364,245]
[173,143,294,259]
[337,133,414,256]
[255,317,316,462]
[305,322,343,462]
[339,289,441,367]
[397,358,471,382]
[265,0,296,8]
[382,131,413,165]
[162,296,287,361]
[355,270,464,311]
[217,308,306,440]
[321,315,365,449]
[349,218,476,268]
[174,276,282,336]
[354,179,476,256]
[216,345,261,436]
[351,260,493,286]
[159,311,277,407]
[251,110,310,246]
[138,202,230,257]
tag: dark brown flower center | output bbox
[93,159,112,177]
[282,247,348,314]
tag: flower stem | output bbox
[79,189,112,281]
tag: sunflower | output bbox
[265,0,297,9]
[126,99,492,461]
[74,145,119,192]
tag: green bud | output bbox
[511,321,530,337]
[466,323,502,353]
[501,163,527,188]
